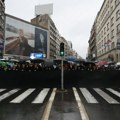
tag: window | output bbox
[102,49,103,54]
[117,24,120,33]
[107,22,109,30]
[104,48,106,53]
[111,17,114,26]
[107,34,109,41]
[116,10,120,20]
[111,42,115,49]
[107,11,109,18]
[104,27,106,34]
[102,40,103,47]
[115,0,120,6]
[111,6,113,12]
[111,29,114,39]
[107,1,109,8]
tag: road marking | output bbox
[0,89,19,102]
[107,88,120,98]
[32,88,50,104]
[0,89,6,92]
[94,88,119,104]
[80,88,98,103]
[10,88,35,103]
[41,88,57,120]
[73,87,89,120]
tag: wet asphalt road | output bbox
[0,87,120,120]
[49,89,81,120]
[77,88,120,120]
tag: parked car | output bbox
[95,60,108,68]
[97,61,116,70]
[115,62,120,69]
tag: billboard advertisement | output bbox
[0,31,4,57]
[5,15,48,58]
[0,31,4,48]
[35,4,53,15]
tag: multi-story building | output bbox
[55,29,61,58]
[88,20,97,61]
[86,46,91,60]
[0,0,5,58]
[96,0,120,62]
[31,14,57,59]
[67,41,72,49]
[31,14,72,59]
[67,41,73,56]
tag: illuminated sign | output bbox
[30,53,43,59]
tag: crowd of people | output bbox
[0,59,120,72]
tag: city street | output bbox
[2,0,120,119]
[0,87,120,120]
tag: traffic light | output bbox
[60,42,64,56]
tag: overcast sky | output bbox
[5,0,104,59]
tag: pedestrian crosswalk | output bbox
[93,88,119,104]
[0,88,50,104]
[78,88,120,104]
[32,88,50,104]
[0,89,6,93]
[10,89,35,103]
[80,88,98,103]
[0,89,20,102]
[0,88,120,104]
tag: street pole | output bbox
[61,57,64,90]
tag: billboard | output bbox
[5,15,48,58]
[35,4,53,15]
[0,31,4,47]
[0,30,4,58]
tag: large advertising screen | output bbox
[0,31,4,57]
[5,15,48,58]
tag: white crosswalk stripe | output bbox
[0,88,120,104]
[0,88,52,104]
[80,88,98,103]
[10,89,35,103]
[94,88,119,104]
[0,89,20,102]
[107,88,120,98]
[0,89,6,92]
[32,88,50,104]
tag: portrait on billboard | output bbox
[15,29,33,56]
[5,16,35,56]
[35,27,47,56]
[0,31,4,57]
[5,15,48,58]
[0,31,4,44]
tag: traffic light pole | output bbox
[61,57,64,90]
[60,42,64,90]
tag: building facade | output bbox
[31,14,57,59]
[88,21,97,61]
[96,0,120,62]
[31,14,72,59]
[0,0,5,58]
[55,29,61,58]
